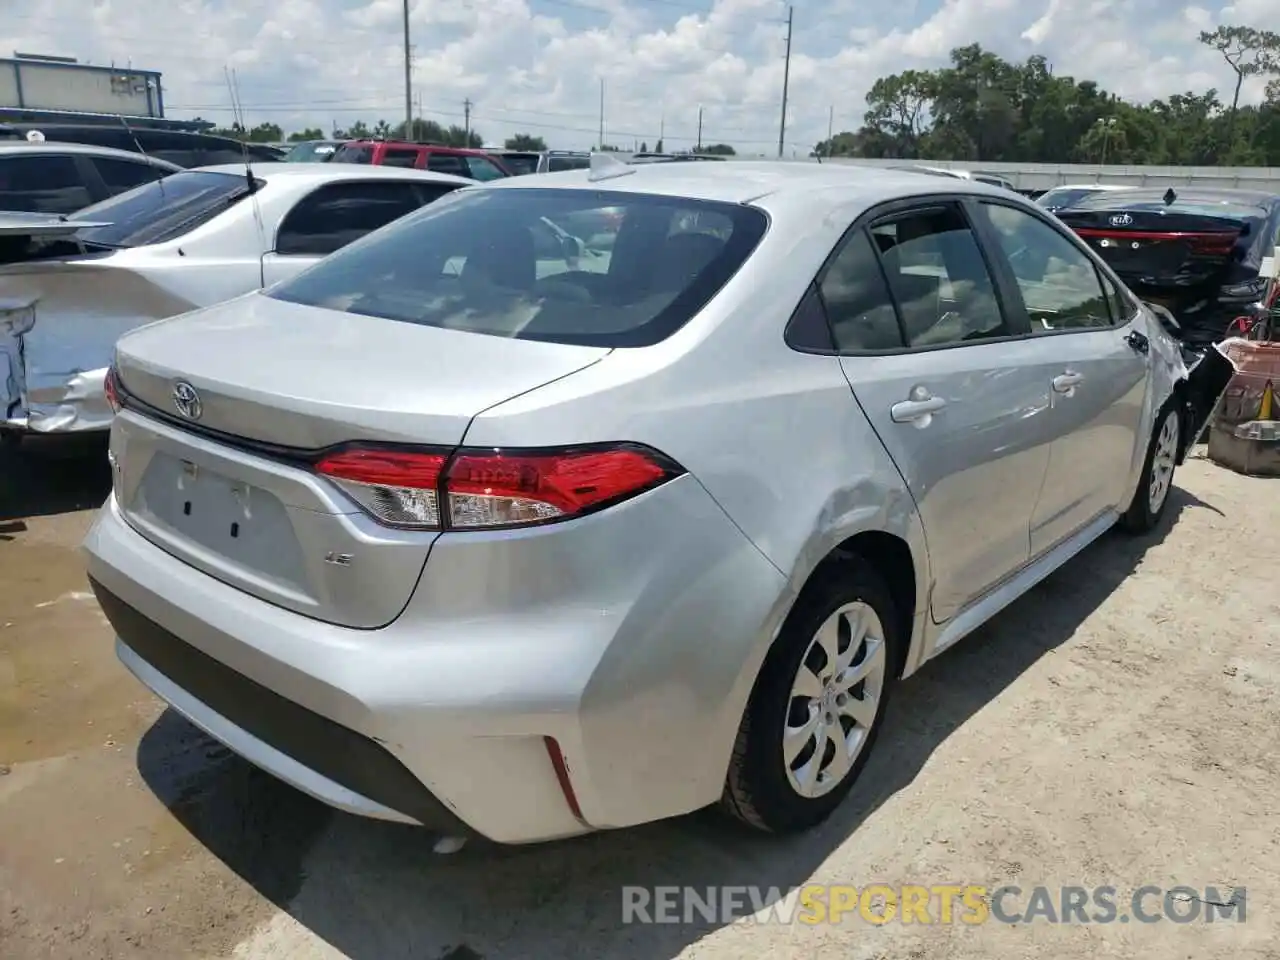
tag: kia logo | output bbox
[171,381,202,420]
[1109,213,1133,227]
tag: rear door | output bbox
[261,179,460,285]
[828,198,1054,622]
[973,199,1148,556]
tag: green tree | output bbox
[505,133,547,150]
[699,143,736,155]
[288,127,324,141]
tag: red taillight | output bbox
[104,366,122,413]
[313,443,680,531]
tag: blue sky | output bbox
[5,0,1276,154]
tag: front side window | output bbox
[0,155,93,213]
[868,204,1009,348]
[426,153,468,177]
[980,202,1113,332]
[268,187,768,347]
[67,170,258,247]
[276,181,457,256]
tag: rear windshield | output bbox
[67,170,257,247]
[267,186,769,347]
[547,155,590,172]
[1070,192,1267,219]
[331,144,373,164]
[285,142,338,162]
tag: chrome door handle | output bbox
[890,394,947,425]
[1052,371,1084,394]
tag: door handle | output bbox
[890,391,947,425]
[1052,371,1084,394]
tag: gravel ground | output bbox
[1,437,1277,960]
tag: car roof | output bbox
[196,162,476,187]
[1047,183,1134,191]
[0,140,181,168]
[477,159,1011,205]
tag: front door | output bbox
[972,200,1149,555]
[822,200,1054,622]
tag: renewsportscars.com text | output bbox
[621,884,1246,925]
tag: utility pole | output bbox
[696,105,703,152]
[658,113,665,150]
[402,0,412,136]
[778,5,793,158]
[463,98,472,145]
[826,105,833,155]
[598,77,605,149]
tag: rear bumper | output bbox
[84,477,790,844]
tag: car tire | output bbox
[721,558,900,834]
[1119,402,1180,534]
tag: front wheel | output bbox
[1119,403,1180,534]
[720,560,900,834]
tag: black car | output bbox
[0,123,281,168]
[1056,187,1280,347]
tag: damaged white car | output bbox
[0,163,471,439]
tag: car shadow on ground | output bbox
[0,434,111,523]
[137,487,1217,960]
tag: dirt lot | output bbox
[1,436,1278,960]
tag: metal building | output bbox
[0,51,164,119]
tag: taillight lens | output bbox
[104,365,123,413]
[314,443,682,531]
[316,448,448,527]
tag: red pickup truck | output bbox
[329,140,511,181]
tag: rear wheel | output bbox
[721,560,899,833]
[1120,403,1180,534]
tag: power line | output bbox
[778,4,793,158]
[402,0,413,135]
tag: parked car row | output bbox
[75,156,1234,851]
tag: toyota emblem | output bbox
[171,381,202,420]
[1109,213,1133,227]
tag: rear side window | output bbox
[548,155,590,173]
[268,187,769,347]
[499,153,539,175]
[868,204,1009,348]
[91,157,169,194]
[818,229,903,351]
[426,153,468,177]
[0,155,93,213]
[276,181,457,256]
[382,148,420,168]
[979,202,1113,332]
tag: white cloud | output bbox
[2,0,1275,155]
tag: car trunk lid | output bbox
[110,292,610,627]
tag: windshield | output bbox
[498,153,539,175]
[285,141,338,162]
[68,170,256,248]
[268,187,769,347]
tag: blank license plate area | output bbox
[132,451,307,587]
